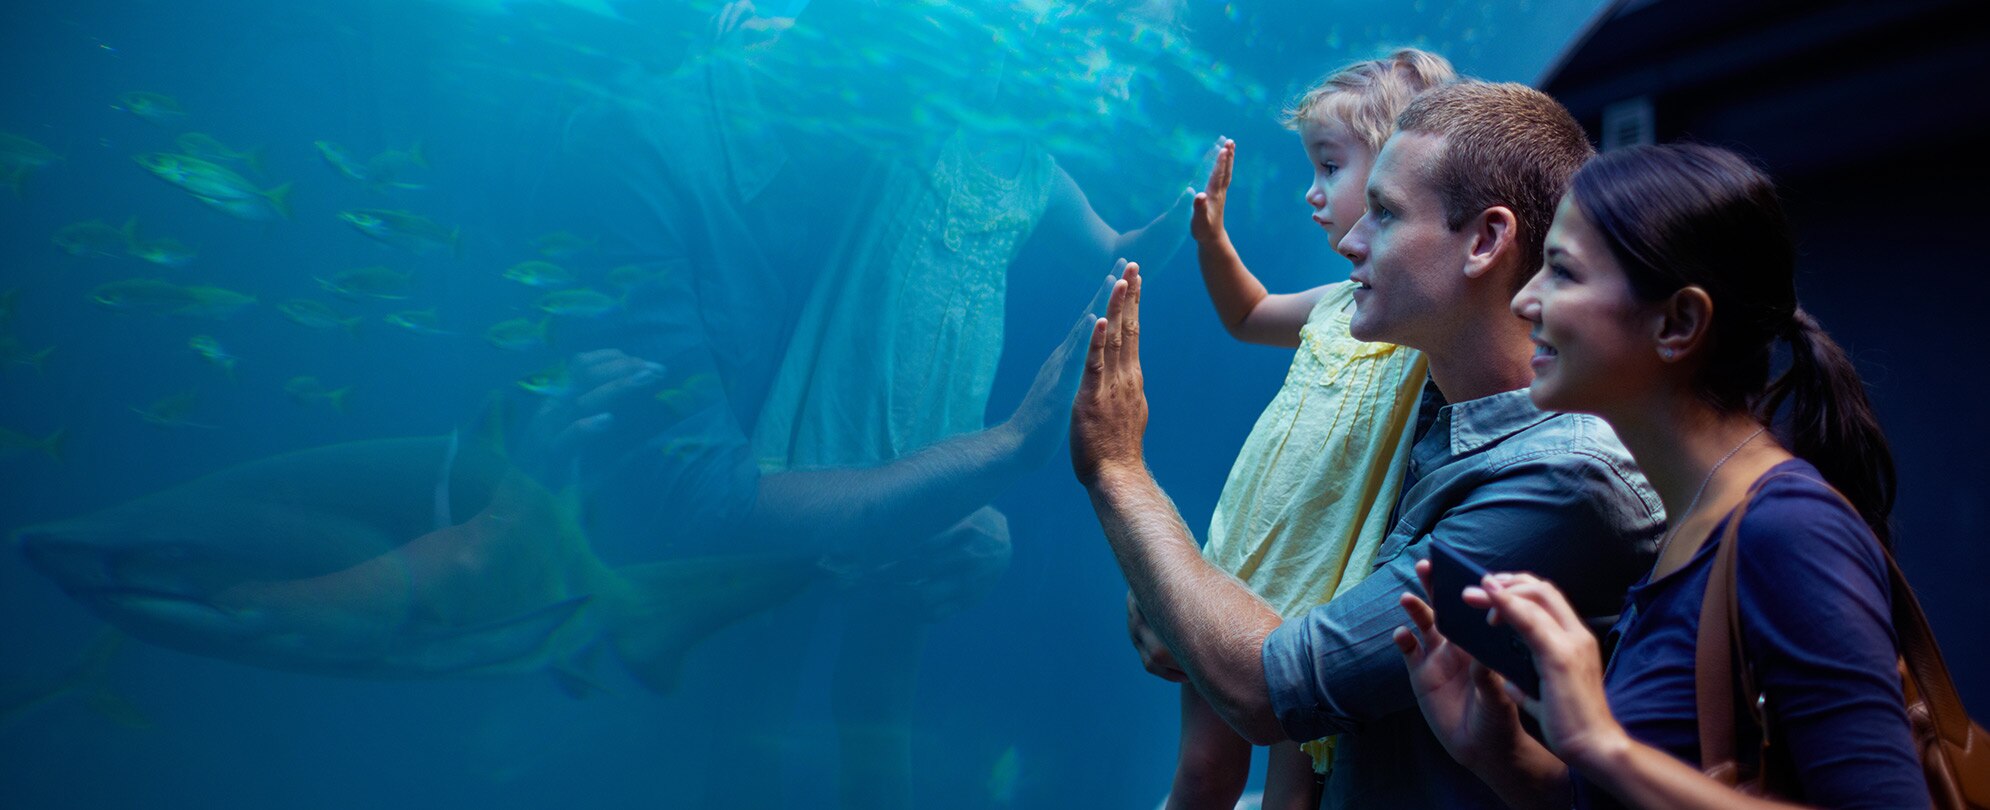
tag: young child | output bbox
[1158,48,1456,810]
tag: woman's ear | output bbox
[1655,286,1713,362]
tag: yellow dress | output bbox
[1199,282,1426,771]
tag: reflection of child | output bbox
[1164,49,1455,810]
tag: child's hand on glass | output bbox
[1190,137,1236,245]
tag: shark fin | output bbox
[86,688,152,730]
[607,556,820,695]
[433,428,461,530]
[550,657,612,699]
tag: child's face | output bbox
[1298,116,1376,251]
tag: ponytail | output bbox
[1756,309,1897,547]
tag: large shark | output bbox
[13,436,817,694]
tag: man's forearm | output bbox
[1086,464,1287,744]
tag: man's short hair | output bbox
[1395,82,1594,287]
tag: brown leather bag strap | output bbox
[1696,470,1988,799]
[1751,473,1974,745]
[1695,474,1766,780]
[1882,529,1972,745]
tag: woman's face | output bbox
[1511,194,1668,415]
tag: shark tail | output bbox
[39,427,64,461]
[2,630,148,729]
[265,182,294,220]
[73,632,148,729]
[24,345,53,374]
[606,555,820,694]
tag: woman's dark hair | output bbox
[1569,144,1896,546]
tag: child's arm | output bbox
[1194,139,1330,349]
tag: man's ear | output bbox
[1461,206,1519,281]
[1655,286,1714,363]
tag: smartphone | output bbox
[1425,540,1542,699]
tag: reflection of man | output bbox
[528,10,1107,808]
[1073,83,1664,808]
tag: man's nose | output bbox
[1339,215,1371,263]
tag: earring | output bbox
[1660,348,1676,361]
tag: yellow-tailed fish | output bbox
[284,376,352,412]
[116,92,188,126]
[338,209,460,258]
[314,140,369,182]
[534,288,620,318]
[385,308,454,336]
[174,133,262,175]
[0,426,64,460]
[316,266,414,300]
[0,132,61,195]
[484,317,549,351]
[133,153,291,220]
[277,299,361,334]
[53,219,137,258]
[363,142,427,192]
[173,285,256,320]
[1,335,55,373]
[132,391,214,429]
[517,364,571,397]
[128,237,196,268]
[188,335,237,376]
[90,279,196,314]
[502,260,575,288]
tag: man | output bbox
[1072,82,1665,807]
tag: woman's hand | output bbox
[1004,266,1121,467]
[1474,572,1634,770]
[517,349,670,488]
[1395,559,1532,770]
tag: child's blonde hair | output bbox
[1282,48,1458,152]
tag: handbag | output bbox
[1694,472,1990,808]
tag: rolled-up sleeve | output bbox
[1264,450,1658,741]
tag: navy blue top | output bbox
[1580,459,1929,809]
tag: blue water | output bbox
[1,1,1606,806]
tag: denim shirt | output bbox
[1261,383,1663,808]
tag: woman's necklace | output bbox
[1655,426,1767,560]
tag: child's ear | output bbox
[1461,206,1518,280]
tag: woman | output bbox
[1391,144,1929,809]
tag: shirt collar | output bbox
[1442,387,1556,457]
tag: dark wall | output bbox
[1543,0,1990,710]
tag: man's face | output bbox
[1337,132,1476,348]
